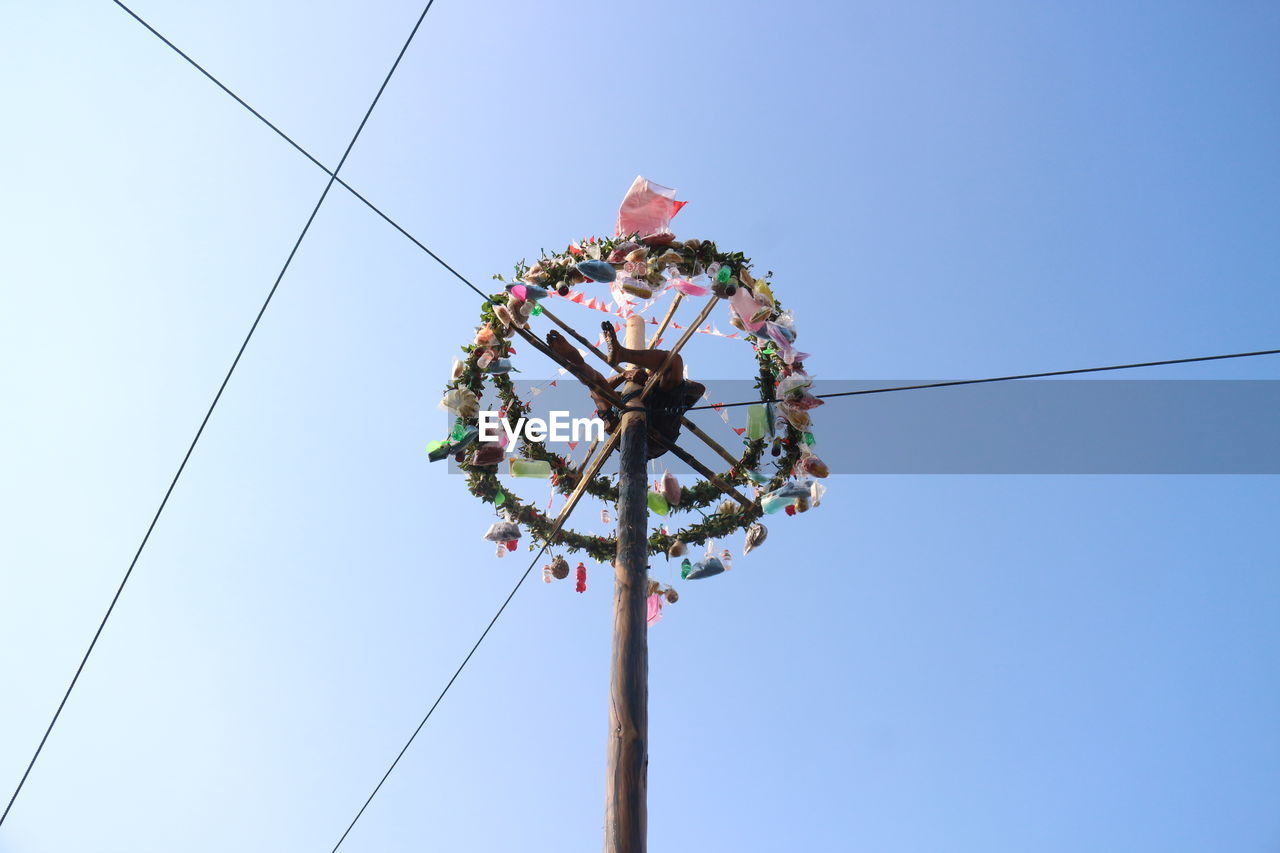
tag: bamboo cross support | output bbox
[680,420,744,470]
[546,433,620,539]
[647,293,683,348]
[636,296,718,404]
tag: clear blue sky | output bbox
[2,1,1278,851]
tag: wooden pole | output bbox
[647,292,683,347]
[681,419,746,470]
[605,314,649,853]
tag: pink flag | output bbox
[616,176,687,239]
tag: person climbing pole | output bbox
[543,322,706,459]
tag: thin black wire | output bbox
[0,1,438,829]
[112,0,491,305]
[683,348,1280,411]
[329,543,549,852]
[105,7,561,847]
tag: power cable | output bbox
[111,0,490,305]
[101,10,576,848]
[0,0,439,828]
[329,543,547,852]
[683,348,1280,411]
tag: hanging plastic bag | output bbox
[760,492,790,514]
[473,323,498,348]
[647,490,670,516]
[685,555,725,580]
[508,458,552,478]
[439,388,479,419]
[761,480,808,514]
[484,358,519,375]
[671,274,709,297]
[778,400,812,430]
[646,593,664,626]
[661,471,681,506]
[506,282,549,301]
[615,176,686,240]
[483,519,521,544]
[783,389,823,411]
[797,452,829,479]
[470,442,504,467]
[576,259,617,283]
[776,371,812,395]
[728,287,769,332]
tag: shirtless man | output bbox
[545,322,705,459]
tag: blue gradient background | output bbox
[2,1,1278,851]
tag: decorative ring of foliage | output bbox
[443,233,814,563]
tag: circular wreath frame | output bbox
[444,233,812,562]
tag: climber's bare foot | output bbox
[547,329,583,367]
[601,321,620,365]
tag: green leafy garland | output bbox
[442,233,811,561]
